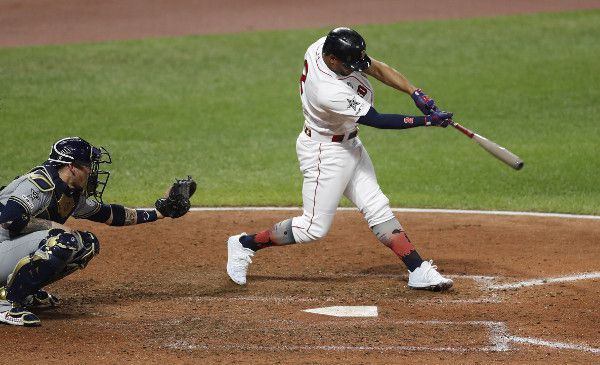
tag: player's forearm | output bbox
[103,205,162,226]
[357,107,427,129]
[365,58,417,95]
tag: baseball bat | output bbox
[449,120,524,170]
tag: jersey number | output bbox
[299,59,308,95]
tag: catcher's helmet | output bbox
[46,137,112,202]
[323,27,371,72]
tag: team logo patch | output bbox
[347,97,360,111]
[21,189,40,210]
[404,117,414,124]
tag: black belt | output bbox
[304,127,358,142]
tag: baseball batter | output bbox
[227,27,454,290]
[0,137,195,326]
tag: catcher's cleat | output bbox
[227,233,254,285]
[408,260,453,292]
[0,306,41,327]
[24,290,60,309]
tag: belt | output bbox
[303,126,358,143]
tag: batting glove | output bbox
[411,88,437,115]
[424,110,453,127]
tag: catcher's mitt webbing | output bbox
[155,176,196,218]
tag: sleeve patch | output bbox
[27,170,55,192]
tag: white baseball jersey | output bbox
[291,37,395,244]
[300,37,374,135]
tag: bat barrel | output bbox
[450,120,523,170]
[473,133,524,170]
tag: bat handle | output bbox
[449,119,475,138]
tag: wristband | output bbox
[136,209,158,224]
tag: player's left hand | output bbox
[155,176,197,218]
[411,88,437,115]
[424,110,453,127]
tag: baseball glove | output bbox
[155,176,197,218]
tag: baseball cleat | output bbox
[24,290,60,309]
[408,260,453,291]
[0,306,41,327]
[227,233,255,285]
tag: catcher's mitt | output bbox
[155,176,197,218]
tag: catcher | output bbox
[0,137,195,326]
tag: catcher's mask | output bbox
[323,27,371,72]
[47,137,112,203]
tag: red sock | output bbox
[240,230,278,251]
[388,232,424,272]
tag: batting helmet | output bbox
[323,27,371,72]
[46,137,112,202]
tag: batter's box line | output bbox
[179,272,599,305]
[487,272,600,290]
[338,271,600,291]
[166,320,507,353]
[163,320,600,354]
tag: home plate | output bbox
[303,306,378,317]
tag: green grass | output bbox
[1,10,599,214]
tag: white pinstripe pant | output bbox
[291,132,394,243]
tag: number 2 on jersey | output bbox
[299,59,308,95]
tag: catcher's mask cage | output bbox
[47,137,112,203]
[323,27,371,72]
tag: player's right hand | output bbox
[424,110,453,127]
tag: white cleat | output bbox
[227,233,255,285]
[408,260,453,291]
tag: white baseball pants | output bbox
[291,131,395,243]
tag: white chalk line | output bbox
[164,320,510,353]
[164,342,477,352]
[188,206,600,220]
[182,295,500,304]
[508,336,600,354]
[340,271,600,290]
[164,319,600,354]
[488,272,600,290]
[180,272,598,304]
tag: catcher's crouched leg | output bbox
[5,229,100,306]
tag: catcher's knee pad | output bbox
[371,218,404,247]
[5,230,99,304]
[55,230,100,281]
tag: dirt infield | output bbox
[2,211,599,363]
[1,0,600,47]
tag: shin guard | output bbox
[5,230,99,305]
